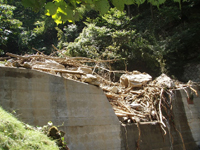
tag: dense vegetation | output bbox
[1,0,200,80]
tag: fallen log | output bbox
[6,52,28,60]
[33,67,86,75]
[0,57,10,61]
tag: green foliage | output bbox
[0,0,59,54]
[66,23,112,58]
[21,0,46,12]
[0,107,59,150]
[94,0,110,15]
[56,24,79,49]
[59,7,163,73]
[0,2,22,53]
[19,0,185,24]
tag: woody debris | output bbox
[0,51,199,136]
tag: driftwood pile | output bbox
[1,51,198,135]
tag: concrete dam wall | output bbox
[0,66,199,150]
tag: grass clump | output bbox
[0,107,59,150]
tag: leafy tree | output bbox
[0,0,22,54]
[21,0,185,24]
[0,0,59,54]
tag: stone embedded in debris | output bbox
[187,80,196,86]
[151,110,156,119]
[23,62,32,69]
[81,74,100,86]
[132,116,140,123]
[110,86,118,93]
[101,86,120,94]
[120,71,152,88]
[5,59,14,67]
[12,61,21,67]
[32,59,65,70]
[77,67,92,74]
[130,102,143,111]
[154,73,175,88]
[101,86,119,94]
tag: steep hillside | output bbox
[0,107,59,150]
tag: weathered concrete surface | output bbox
[120,88,199,150]
[177,86,200,148]
[0,66,121,150]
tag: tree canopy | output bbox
[21,0,185,24]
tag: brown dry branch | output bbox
[136,123,141,150]
[32,47,44,55]
[189,86,198,96]
[0,57,11,61]
[33,67,86,75]
[6,52,28,60]
[52,44,61,52]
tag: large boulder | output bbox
[120,71,152,88]
[153,73,175,88]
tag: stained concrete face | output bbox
[0,67,121,150]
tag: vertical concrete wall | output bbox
[120,87,200,150]
[177,86,200,147]
[0,67,121,150]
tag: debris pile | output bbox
[0,51,198,135]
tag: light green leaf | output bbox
[21,0,36,8]
[84,0,93,4]
[54,0,67,7]
[95,0,110,15]
[68,0,77,7]
[173,0,180,2]
[22,0,45,11]
[148,0,166,6]
[112,0,124,11]
[52,13,62,25]
[124,0,135,5]
[45,2,58,15]
[135,0,146,5]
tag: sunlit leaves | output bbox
[45,2,58,16]
[45,0,75,24]
[21,0,186,24]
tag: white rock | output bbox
[32,59,65,70]
[130,102,143,111]
[81,74,100,86]
[110,86,118,94]
[120,71,152,88]
[154,73,175,88]
[78,67,92,74]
